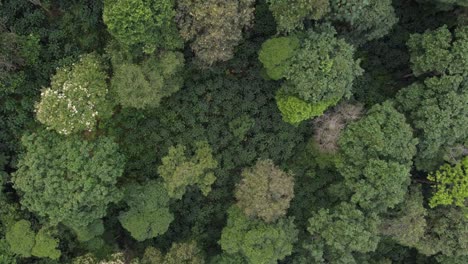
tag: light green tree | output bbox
[118,181,173,241]
[428,157,468,210]
[158,141,217,199]
[5,220,35,258]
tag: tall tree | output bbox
[118,181,174,241]
[259,24,362,125]
[35,54,112,135]
[176,0,255,65]
[12,130,125,230]
[111,51,184,109]
[103,0,182,53]
[338,102,418,212]
[307,202,381,263]
[427,156,468,210]
[219,206,298,264]
[158,141,217,199]
[235,159,294,223]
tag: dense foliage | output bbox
[0,0,467,263]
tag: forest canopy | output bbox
[0,0,467,263]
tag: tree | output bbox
[417,0,468,8]
[307,202,380,261]
[258,36,300,80]
[407,25,468,76]
[12,130,125,229]
[111,51,184,109]
[235,159,294,223]
[219,206,298,264]
[102,0,182,53]
[326,0,398,46]
[427,157,468,210]
[338,102,418,211]
[413,207,468,257]
[31,228,61,260]
[118,181,174,241]
[158,141,217,199]
[5,220,35,258]
[0,30,40,94]
[396,75,468,171]
[176,0,255,65]
[266,0,330,32]
[163,241,205,264]
[313,102,363,153]
[258,24,362,125]
[380,186,427,247]
[35,54,112,135]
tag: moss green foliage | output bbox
[267,0,330,32]
[12,130,125,228]
[35,54,111,135]
[428,157,468,210]
[176,0,255,65]
[258,36,300,80]
[5,220,61,260]
[235,159,294,223]
[219,206,298,264]
[338,102,418,211]
[103,0,182,53]
[111,51,184,109]
[118,181,173,241]
[158,141,218,199]
[5,220,35,258]
[31,228,61,260]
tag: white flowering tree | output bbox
[35,54,112,135]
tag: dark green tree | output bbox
[307,202,381,263]
[380,186,428,247]
[396,75,468,171]
[219,206,298,264]
[118,181,173,241]
[338,102,418,211]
